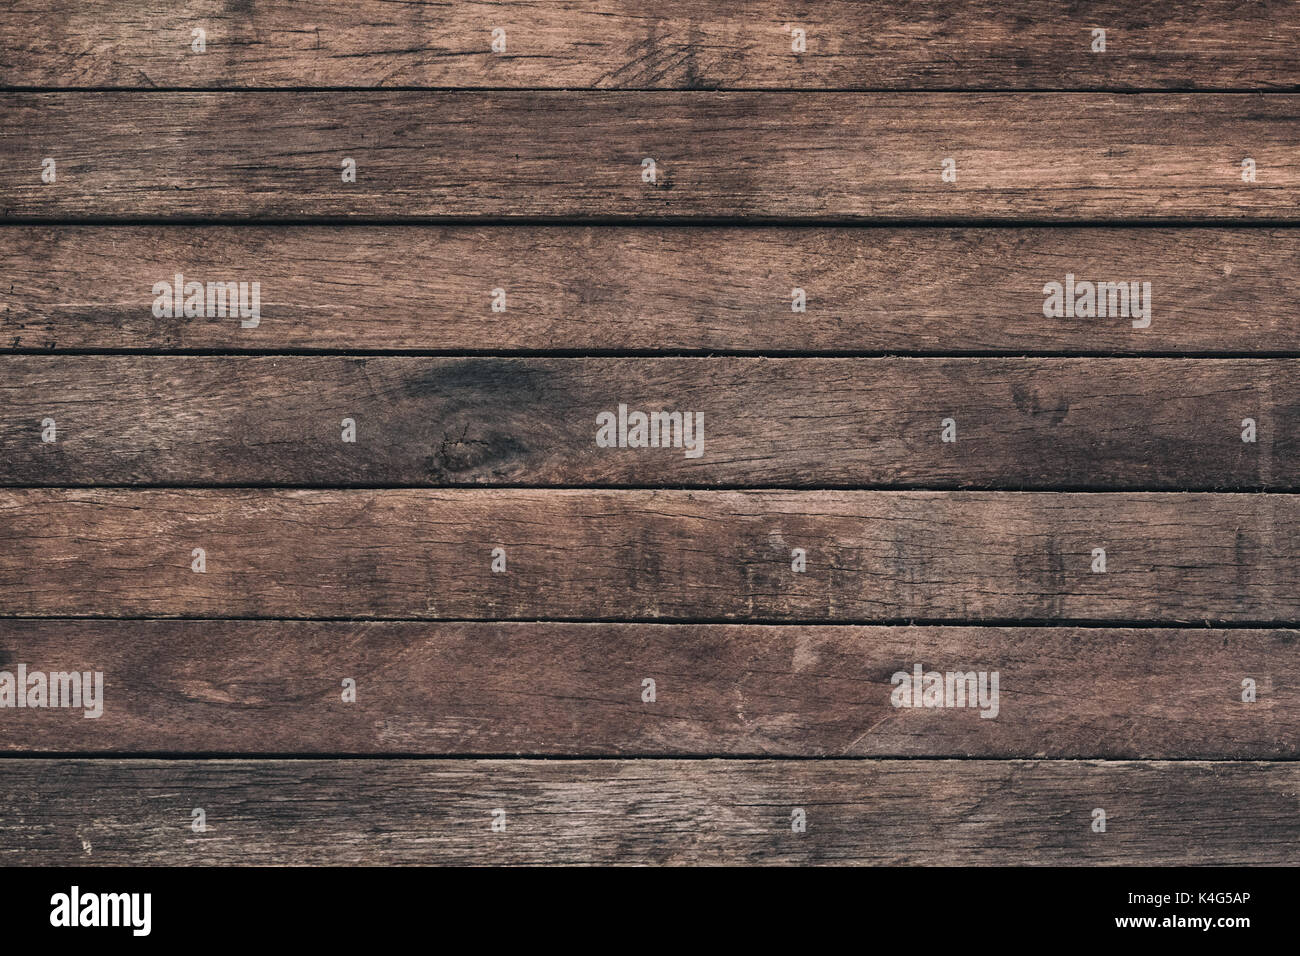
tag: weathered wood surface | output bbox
[1,759,1294,865]
[1,490,1296,621]
[4,1,1298,90]
[1,356,1296,488]
[4,226,1298,354]
[4,93,1298,220]
[0,621,1294,757]
[3,2,1296,872]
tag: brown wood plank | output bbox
[4,2,1298,90]
[1,758,1293,865]
[2,356,1296,488]
[4,93,1298,220]
[0,621,1293,757]
[4,226,1297,354]
[1,489,1295,621]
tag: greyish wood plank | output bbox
[0,356,1295,488]
[0,759,1295,865]
[0,621,1294,757]
[3,93,1297,220]
[3,226,1296,354]
[0,489,1295,621]
[3,1,1297,90]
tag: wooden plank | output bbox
[4,2,1298,91]
[2,356,1296,488]
[0,621,1294,757]
[4,93,1298,220]
[1,758,1294,865]
[4,225,1298,354]
[1,489,1296,621]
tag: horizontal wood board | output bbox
[3,226,1296,354]
[1,758,1295,865]
[1,489,1296,622]
[4,93,1300,220]
[4,2,1299,90]
[0,356,1296,488]
[0,621,1294,757]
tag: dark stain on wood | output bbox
[0,356,1295,488]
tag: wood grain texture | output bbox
[5,3,1297,871]
[4,1,1298,90]
[2,489,1296,622]
[4,93,1298,220]
[4,225,1298,354]
[2,758,1295,865]
[0,621,1294,757]
[2,356,1296,488]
